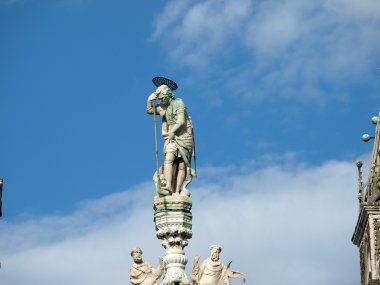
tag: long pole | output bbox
[190,117,197,178]
[153,99,160,175]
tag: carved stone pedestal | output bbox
[154,195,192,285]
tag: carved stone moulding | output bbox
[153,194,193,285]
[164,252,187,267]
[374,218,380,259]
[353,205,380,246]
[154,195,192,212]
[161,247,190,285]
[154,195,193,249]
[162,266,190,285]
[154,195,193,239]
[155,225,193,241]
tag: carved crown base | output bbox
[154,196,193,244]
[154,195,192,212]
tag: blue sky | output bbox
[0,0,379,284]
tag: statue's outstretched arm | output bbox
[190,255,201,285]
[228,270,246,283]
[146,93,164,115]
[158,257,165,274]
[226,263,245,283]
[152,257,165,279]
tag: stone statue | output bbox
[130,247,164,285]
[191,245,246,285]
[147,78,195,196]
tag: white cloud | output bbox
[153,0,380,103]
[153,0,253,68]
[0,158,361,285]
[0,0,18,5]
[153,0,192,39]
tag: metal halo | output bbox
[152,76,178,91]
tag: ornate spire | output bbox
[361,113,380,205]
[352,111,380,285]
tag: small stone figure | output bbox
[147,79,195,196]
[130,247,164,285]
[191,245,246,285]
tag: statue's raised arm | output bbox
[146,90,166,116]
[129,247,164,285]
[147,77,196,197]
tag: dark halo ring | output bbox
[152,76,178,91]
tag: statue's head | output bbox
[131,247,143,263]
[210,244,221,261]
[156,84,175,106]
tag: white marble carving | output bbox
[130,247,164,285]
[191,245,246,285]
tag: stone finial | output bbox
[356,160,364,208]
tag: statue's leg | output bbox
[163,152,175,193]
[171,161,178,194]
[175,159,186,194]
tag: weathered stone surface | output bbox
[353,112,380,285]
[129,247,164,285]
[154,195,193,285]
[190,245,246,285]
[147,81,196,197]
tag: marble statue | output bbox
[147,80,195,196]
[130,247,164,285]
[191,245,246,285]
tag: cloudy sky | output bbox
[1,0,379,284]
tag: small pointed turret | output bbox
[356,160,364,209]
